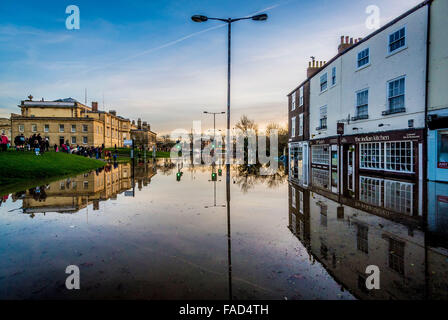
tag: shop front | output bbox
[428,113,448,182]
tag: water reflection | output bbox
[0,159,446,300]
[288,178,448,299]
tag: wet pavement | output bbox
[0,159,447,300]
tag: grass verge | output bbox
[0,151,105,194]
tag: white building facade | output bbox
[307,2,429,198]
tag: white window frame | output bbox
[19,125,24,132]
[59,124,65,133]
[82,136,88,144]
[355,88,369,119]
[331,67,336,86]
[44,124,49,133]
[291,92,296,111]
[31,124,37,132]
[299,191,304,213]
[299,86,304,106]
[291,186,296,208]
[387,76,406,113]
[359,141,414,173]
[388,26,406,55]
[319,105,327,129]
[71,124,76,133]
[71,136,77,144]
[82,124,88,132]
[291,116,296,137]
[320,73,328,92]
[298,114,303,136]
[357,48,370,69]
[311,145,329,165]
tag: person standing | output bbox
[0,133,8,152]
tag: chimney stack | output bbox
[91,101,98,112]
[109,110,116,116]
[307,57,325,78]
[137,118,142,129]
[338,35,358,54]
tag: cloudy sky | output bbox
[0,0,422,134]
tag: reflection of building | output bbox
[288,2,431,196]
[18,163,156,214]
[427,0,448,182]
[288,180,448,300]
[10,97,156,148]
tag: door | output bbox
[347,145,355,194]
[59,136,65,146]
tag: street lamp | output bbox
[192,13,268,164]
[203,111,225,147]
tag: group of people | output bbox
[13,133,50,155]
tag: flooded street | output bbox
[0,159,447,300]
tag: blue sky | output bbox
[0,0,422,134]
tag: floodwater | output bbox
[0,159,447,300]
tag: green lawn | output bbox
[0,151,105,193]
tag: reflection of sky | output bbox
[0,0,421,134]
[0,163,353,299]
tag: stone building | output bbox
[0,118,11,139]
[10,96,156,148]
[130,118,157,149]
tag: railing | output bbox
[382,107,405,116]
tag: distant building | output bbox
[10,96,156,148]
[131,118,157,149]
[0,118,11,140]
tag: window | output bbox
[360,142,383,170]
[83,124,88,132]
[291,186,296,208]
[71,136,76,144]
[320,203,328,227]
[19,125,24,132]
[360,176,382,206]
[385,141,413,173]
[299,191,304,213]
[82,136,88,144]
[389,27,406,53]
[59,124,65,132]
[71,124,76,132]
[384,180,413,214]
[357,48,370,68]
[291,117,296,137]
[298,114,303,136]
[320,73,328,92]
[360,141,414,173]
[291,91,296,111]
[389,238,405,275]
[312,145,329,164]
[318,106,327,130]
[355,89,369,120]
[438,131,448,168]
[385,77,405,114]
[356,224,369,254]
[83,181,89,189]
[331,67,336,86]
[299,86,304,106]
[44,124,49,133]
[31,124,37,132]
[312,168,329,189]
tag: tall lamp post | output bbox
[192,12,268,300]
[192,13,268,164]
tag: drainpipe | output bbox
[423,0,432,301]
